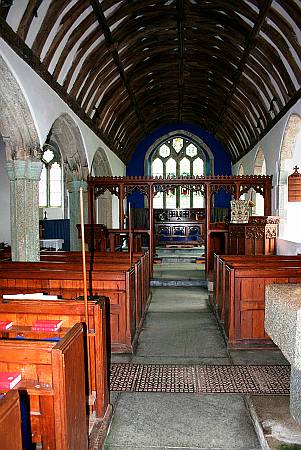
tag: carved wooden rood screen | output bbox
[87,175,272,273]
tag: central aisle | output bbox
[103,259,265,450]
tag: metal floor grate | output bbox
[110,363,290,395]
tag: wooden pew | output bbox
[41,254,148,329]
[41,250,151,314]
[0,265,136,353]
[0,296,109,418]
[222,261,301,349]
[0,323,88,450]
[213,254,301,322]
[0,390,22,450]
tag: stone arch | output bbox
[253,147,266,215]
[47,113,88,182]
[237,164,245,176]
[0,55,39,157]
[91,148,113,228]
[253,147,266,176]
[0,56,41,260]
[91,147,112,177]
[45,114,88,219]
[278,114,301,238]
[237,164,246,199]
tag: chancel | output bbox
[0,1,300,449]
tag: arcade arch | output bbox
[253,147,266,215]
[278,114,301,241]
[91,148,113,228]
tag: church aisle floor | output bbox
[105,289,259,449]
[104,265,286,450]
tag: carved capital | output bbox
[5,160,43,181]
[67,179,88,193]
[5,141,42,162]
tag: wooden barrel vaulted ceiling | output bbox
[0,0,300,163]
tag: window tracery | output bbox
[150,136,205,209]
[39,145,62,208]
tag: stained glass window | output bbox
[153,191,164,209]
[166,158,176,178]
[180,186,190,208]
[193,158,204,176]
[150,135,205,208]
[166,187,176,208]
[39,165,47,207]
[180,157,190,177]
[39,145,62,208]
[159,144,170,158]
[186,143,197,157]
[152,158,163,177]
[172,137,183,153]
[50,162,62,207]
[193,190,204,208]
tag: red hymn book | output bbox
[32,319,64,331]
[0,372,22,390]
[0,321,13,330]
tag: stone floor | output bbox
[104,261,291,450]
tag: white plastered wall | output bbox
[0,38,125,242]
[232,98,301,250]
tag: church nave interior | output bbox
[0,1,300,449]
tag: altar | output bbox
[154,208,205,246]
[40,238,64,251]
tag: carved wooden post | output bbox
[149,183,154,275]
[234,181,240,200]
[264,177,272,216]
[88,182,95,225]
[119,182,125,230]
[205,182,211,273]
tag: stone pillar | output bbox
[290,367,301,425]
[68,180,88,251]
[6,159,43,261]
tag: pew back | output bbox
[224,263,301,348]
[0,265,136,353]
[0,323,88,449]
[214,254,301,321]
[0,390,22,450]
[0,297,108,418]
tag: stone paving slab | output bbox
[246,395,301,449]
[131,356,231,365]
[229,350,289,366]
[105,393,260,449]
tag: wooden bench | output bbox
[222,261,301,348]
[0,390,22,450]
[0,323,88,449]
[40,252,150,328]
[213,254,301,322]
[41,250,151,314]
[0,265,136,353]
[0,296,109,418]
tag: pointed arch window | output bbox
[39,145,62,207]
[150,136,205,208]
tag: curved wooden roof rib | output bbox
[1,0,300,163]
[17,0,43,40]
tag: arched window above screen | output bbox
[149,135,206,209]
